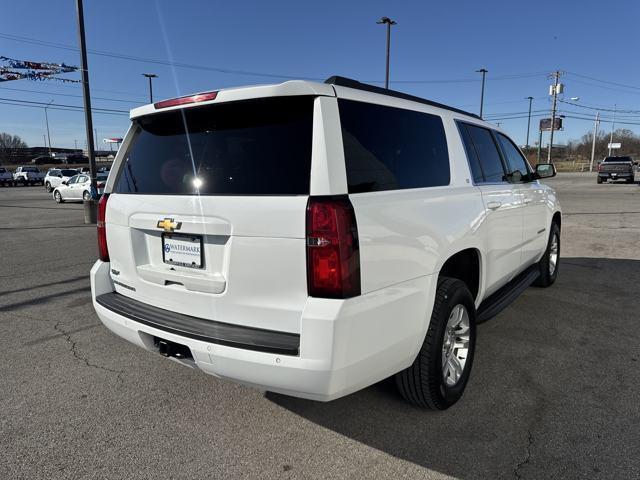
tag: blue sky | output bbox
[1,0,639,149]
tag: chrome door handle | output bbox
[486,201,502,210]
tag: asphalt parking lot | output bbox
[0,173,638,480]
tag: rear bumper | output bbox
[91,260,435,401]
[598,172,633,179]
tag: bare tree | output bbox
[0,133,27,150]
[0,133,28,164]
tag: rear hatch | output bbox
[105,96,314,334]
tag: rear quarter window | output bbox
[114,96,314,195]
[338,99,450,193]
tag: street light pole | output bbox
[525,96,534,148]
[142,73,158,102]
[376,17,397,89]
[608,104,617,156]
[75,0,98,221]
[590,112,600,172]
[44,99,53,156]
[476,68,488,118]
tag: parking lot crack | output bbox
[513,429,534,480]
[53,320,123,381]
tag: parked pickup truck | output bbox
[0,167,14,186]
[14,166,45,185]
[597,156,637,184]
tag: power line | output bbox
[0,31,321,81]
[558,98,640,114]
[0,96,129,115]
[0,100,128,116]
[0,85,141,105]
[565,71,640,92]
[0,31,550,85]
[564,77,640,96]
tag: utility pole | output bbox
[476,68,488,118]
[75,0,98,221]
[590,112,600,172]
[537,128,543,164]
[608,104,617,156]
[74,139,78,150]
[376,17,397,89]
[44,100,53,156]
[547,71,561,163]
[142,73,158,102]
[94,128,98,149]
[525,96,534,148]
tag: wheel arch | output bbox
[438,248,482,303]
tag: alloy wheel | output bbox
[441,304,471,387]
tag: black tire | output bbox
[45,182,52,192]
[533,222,560,288]
[83,191,91,201]
[597,176,603,184]
[54,191,63,203]
[395,277,477,410]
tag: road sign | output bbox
[607,142,621,149]
[540,118,563,131]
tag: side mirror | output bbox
[61,180,68,186]
[535,163,556,179]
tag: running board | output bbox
[476,265,540,324]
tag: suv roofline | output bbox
[129,76,484,122]
[324,76,481,119]
[129,80,335,119]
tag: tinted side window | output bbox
[496,133,529,182]
[458,123,484,184]
[465,124,506,183]
[338,99,450,193]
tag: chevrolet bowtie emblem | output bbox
[157,218,182,232]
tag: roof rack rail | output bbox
[324,75,481,120]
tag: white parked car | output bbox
[13,166,45,185]
[53,173,107,203]
[44,168,80,192]
[0,167,14,186]
[91,77,561,409]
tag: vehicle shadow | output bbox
[267,257,640,479]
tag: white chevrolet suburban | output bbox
[91,77,561,409]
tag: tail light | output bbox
[97,193,110,261]
[597,163,602,171]
[306,196,361,298]
[97,182,105,189]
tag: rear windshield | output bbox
[114,96,314,195]
[61,169,78,176]
[604,156,632,162]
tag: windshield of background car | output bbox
[113,96,314,195]
[61,169,78,176]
